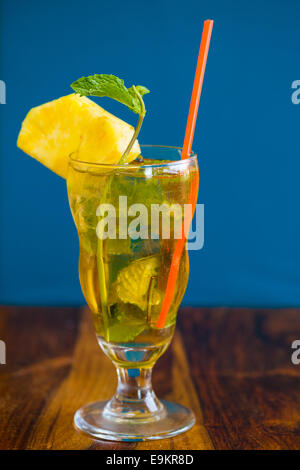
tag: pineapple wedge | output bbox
[17,94,141,178]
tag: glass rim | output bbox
[69,144,197,170]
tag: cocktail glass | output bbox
[67,145,198,441]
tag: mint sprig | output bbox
[71,75,149,163]
[71,74,149,116]
[70,74,150,342]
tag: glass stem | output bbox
[104,366,165,420]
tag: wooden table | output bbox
[0,305,299,450]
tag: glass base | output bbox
[74,400,195,441]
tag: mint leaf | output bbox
[134,85,150,97]
[71,74,149,115]
[110,255,161,311]
[107,303,146,343]
[108,173,164,207]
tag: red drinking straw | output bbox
[156,20,213,329]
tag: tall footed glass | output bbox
[67,145,198,441]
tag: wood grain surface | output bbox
[0,305,299,450]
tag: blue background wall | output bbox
[1,0,300,307]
